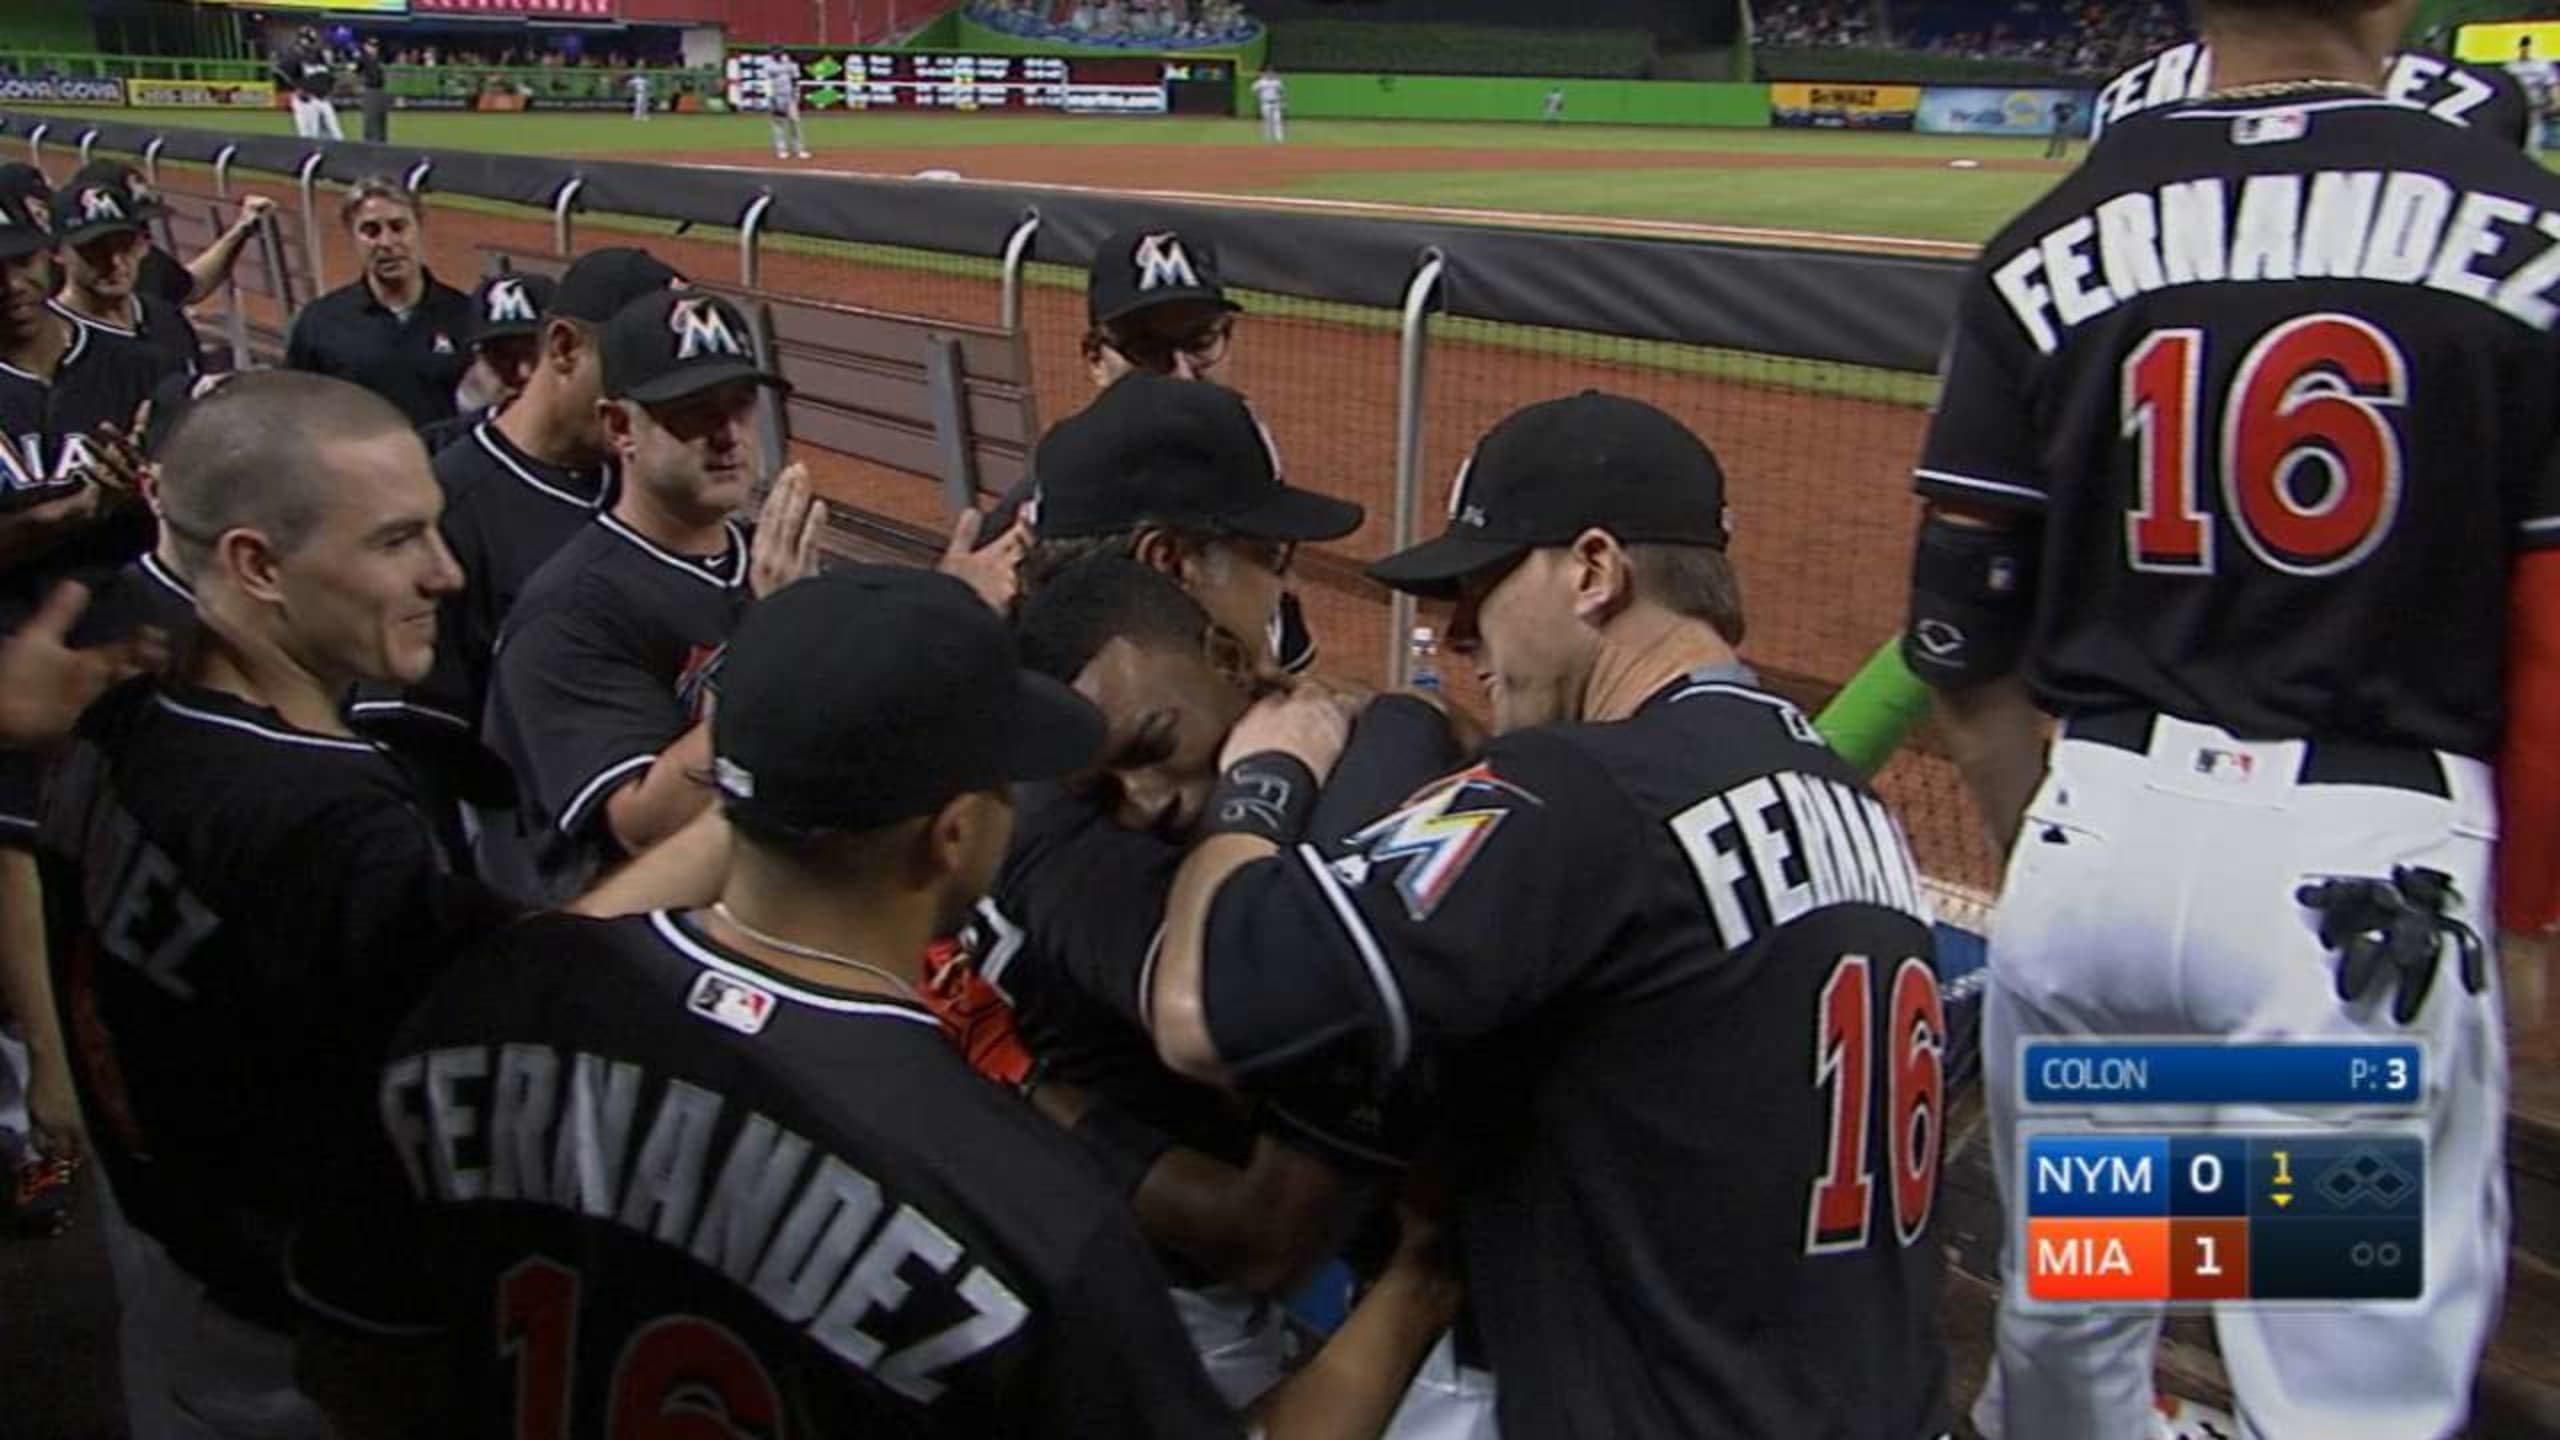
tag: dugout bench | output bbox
[481,245,1039,569]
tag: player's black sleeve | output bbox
[491,597,687,851]
[2521,440,2560,553]
[142,248,193,309]
[994,802,1182,1031]
[1028,1219,1247,1439]
[401,478,498,732]
[1913,262,2047,513]
[1199,733,1646,1089]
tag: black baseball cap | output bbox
[1369,391,1731,599]
[551,245,685,324]
[469,271,555,346]
[57,162,164,246]
[1032,372,1361,542]
[712,566,1106,833]
[1087,225,1242,328]
[0,164,53,261]
[141,370,238,458]
[601,289,788,406]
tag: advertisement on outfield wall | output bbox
[123,78,275,109]
[0,76,128,106]
[1770,82,1920,130]
[1915,86,2092,136]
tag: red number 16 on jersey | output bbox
[2123,313,2410,577]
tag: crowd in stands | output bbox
[968,0,1258,48]
[1760,0,2194,74]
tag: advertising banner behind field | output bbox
[2456,21,2560,65]
[0,76,127,106]
[124,78,276,109]
[1771,82,1918,130]
[1916,86,2090,136]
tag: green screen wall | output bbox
[1281,73,1770,127]
[0,0,95,53]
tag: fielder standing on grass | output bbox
[2511,35,2557,155]
[767,49,811,160]
[1907,0,2560,1434]
[628,68,650,122]
[1254,68,1287,143]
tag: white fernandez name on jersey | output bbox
[2094,43,2503,140]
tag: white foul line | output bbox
[674,158,1980,258]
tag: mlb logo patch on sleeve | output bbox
[688,969,778,1035]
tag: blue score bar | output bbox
[2022,1043,2424,1109]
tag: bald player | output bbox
[34,372,728,1437]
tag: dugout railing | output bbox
[0,107,1986,891]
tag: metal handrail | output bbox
[1387,247,1447,688]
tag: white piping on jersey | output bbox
[52,296,143,340]
[0,318,88,381]
[2164,97,2413,121]
[649,909,942,1025]
[0,812,34,833]
[556,753,655,837]
[1914,467,2043,504]
[1135,923,1166,1028]
[596,512,747,589]
[1267,1100,1408,1171]
[471,422,603,510]
[151,691,378,755]
[1295,842,1414,1072]
[138,550,192,603]
[2524,515,2560,535]
[285,1260,443,1340]
[345,697,473,732]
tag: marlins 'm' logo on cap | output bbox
[1131,232,1201,293]
[78,188,124,224]
[670,295,747,361]
[482,277,538,327]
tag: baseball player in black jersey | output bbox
[51,162,200,383]
[1145,392,1952,1439]
[33,371,730,1438]
[481,289,822,903]
[2094,36,2535,148]
[980,226,1321,672]
[415,270,557,459]
[1905,1,2559,1434]
[373,248,680,741]
[386,565,1460,1438]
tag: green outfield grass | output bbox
[19,104,2066,243]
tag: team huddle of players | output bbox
[0,0,2554,1436]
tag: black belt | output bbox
[2061,710,2450,800]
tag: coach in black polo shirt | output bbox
[397,248,680,734]
[481,289,818,902]
[284,176,472,429]
[51,163,198,382]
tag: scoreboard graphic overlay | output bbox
[725,51,1236,116]
[2018,1043,2425,1307]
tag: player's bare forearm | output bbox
[1134,1135,1350,1296]
[0,850,80,1153]
[571,805,730,918]
[1152,833,1278,1085]
[602,721,716,858]
[1244,1245,1459,1440]
[1936,675,2048,856]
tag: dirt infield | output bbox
[166,157,2000,893]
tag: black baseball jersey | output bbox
[61,294,200,383]
[418,402,497,459]
[67,549,193,648]
[1918,95,2560,757]
[398,421,613,732]
[140,246,193,309]
[35,679,524,1330]
[480,514,747,904]
[1199,675,1950,1437]
[2094,44,2534,149]
[384,908,1243,1438]
[284,273,475,430]
[974,787,1260,1175]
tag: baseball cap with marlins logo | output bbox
[550,245,686,325]
[711,566,1106,834]
[1369,390,1732,598]
[468,272,555,348]
[1032,370,1361,542]
[601,289,789,404]
[1087,225,1244,328]
[55,161,166,248]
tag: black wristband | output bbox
[1204,752,1319,845]
[1070,1100,1177,1199]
